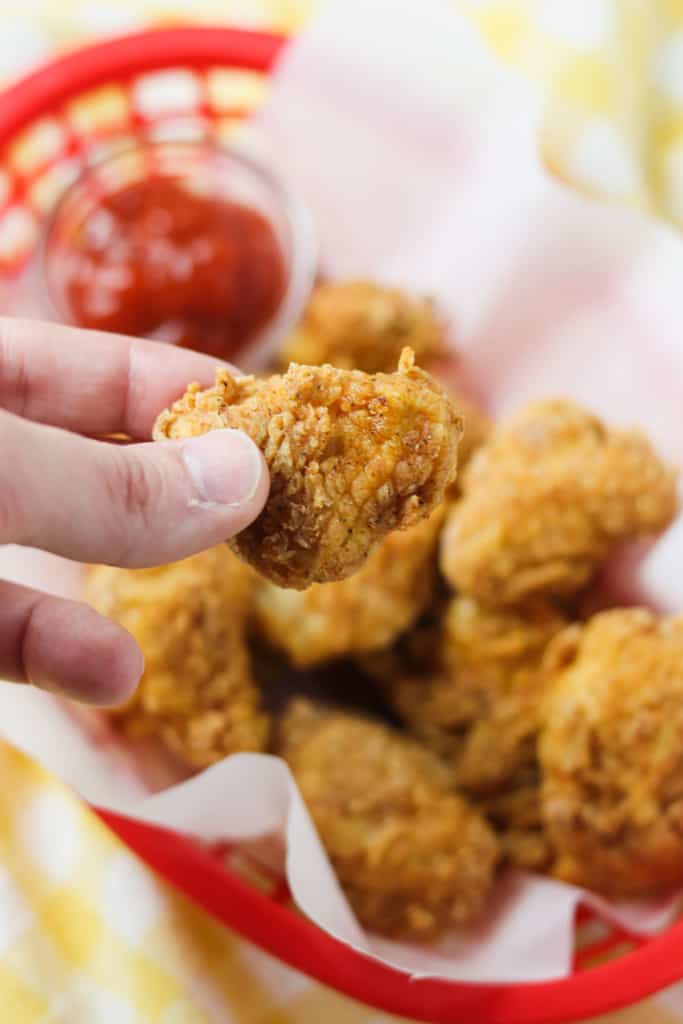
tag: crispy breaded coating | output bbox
[357,572,454,682]
[279,281,444,374]
[479,767,552,871]
[383,596,564,871]
[539,609,683,897]
[253,507,444,668]
[440,400,677,606]
[389,596,567,793]
[154,350,461,589]
[84,547,269,767]
[276,699,499,938]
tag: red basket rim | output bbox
[1,25,681,1022]
[96,805,683,1024]
[0,25,285,149]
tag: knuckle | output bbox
[0,320,31,417]
[0,486,18,544]
[121,454,155,521]
[0,412,22,543]
[105,449,165,564]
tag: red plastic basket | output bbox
[1,26,681,1023]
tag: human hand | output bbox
[0,319,269,706]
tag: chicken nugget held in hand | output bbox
[253,506,444,668]
[276,699,499,939]
[154,349,462,589]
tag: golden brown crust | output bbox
[154,351,461,589]
[380,595,565,871]
[253,507,444,668]
[276,700,499,938]
[279,281,444,374]
[388,596,567,794]
[539,609,683,897]
[84,547,269,767]
[440,400,677,606]
[478,767,553,871]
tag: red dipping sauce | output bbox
[58,176,287,360]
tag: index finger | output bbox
[0,317,238,440]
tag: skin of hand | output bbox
[276,699,499,939]
[440,399,677,606]
[252,506,444,668]
[539,609,683,898]
[154,349,461,589]
[278,280,445,374]
[0,318,269,706]
[84,547,269,766]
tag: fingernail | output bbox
[182,429,263,507]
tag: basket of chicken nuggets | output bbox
[80,279,683,1023]
[3,15,683,1024]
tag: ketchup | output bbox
[59,176,286,359]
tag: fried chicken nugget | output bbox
[279,281,444,374]
[84,547,269,767]
[253,507,444,668]
[540,609,683,897]
[389,596,567,793]
[479,767,552,871]
[382,596,565,871]
[277,699,499,938]
[154,350,461,589]
[440,400,677,606]
[276,700,497,937]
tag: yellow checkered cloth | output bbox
[2,2,683,1021]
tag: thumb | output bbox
[1,410,269,567]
